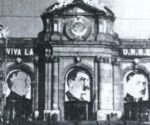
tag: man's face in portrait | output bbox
[6,70,31,99]
[67,71,90,101]
[126,73,147,100]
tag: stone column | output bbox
[44,57,52,114]
[45,62,48,111]
[112,59,121,110]
[0,66,4,117]
[43,56,53,120]
[33,56,39,119]
[97,56,113,120]
[52,57,59,110]
[45,56,60,120]
[94,57,99,112]
[44,56,60,120]
[97,57,103,110]
[112,58,123,118]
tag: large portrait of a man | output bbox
[124,70,149,121]
[124,71,149,102]
[65,68,90,102]
[3,69,32,121]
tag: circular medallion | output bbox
[65,16,91,40]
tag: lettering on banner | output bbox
[6,48,34,56]
[122,49,150,56]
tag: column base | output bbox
[44,110,60,121]
[97,110,122,121]
[33,110,39,120]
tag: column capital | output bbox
[34,55,39,65]
[45,56,52,62]
[45,56,59,63]
[95,56,103,63]
[53,56,59,62]
[112,57,120,65]
[96,56,112,63]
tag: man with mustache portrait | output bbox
[124,71,149,120]
[65,68,90,102]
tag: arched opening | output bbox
[64,66,93,120]
[123,69,150,121]
[3,63,34,121]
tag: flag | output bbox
[0,28,9,38]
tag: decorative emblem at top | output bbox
[65,16,91,40]
[49,0,107,14]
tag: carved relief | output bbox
[65,16,91,40]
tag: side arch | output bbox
[6,63,34,80]
[61,63,94,82]
[121,65,150,82]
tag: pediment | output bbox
[61,6,102,15]
[43,0,112,16]
[65,7,89,14]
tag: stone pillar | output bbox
[97,57,103,110]
[100,57,113,109]
[33,56,39,119]
[112,59,121,110]
[97,56,113,120]
[0,68,4,118]
[45,57,60,120]
[44,57,52,118]
[112,58,123,118]
[94,57,98,112]
[52,57,59,110]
